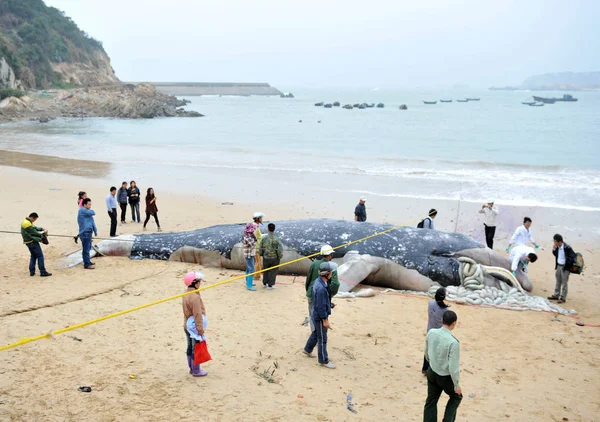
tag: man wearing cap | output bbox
[354,197,367,222]
[252,212,265,283]
[182,271,208,377]
[303,262,336,369]
[421,209,437,229]
[242,212,264,291]
[479,201,499,249]
[305,245,340,332]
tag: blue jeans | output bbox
[304,319,329,364]
[26,242,46,274]
[245,257,255,288]
[80,232,93,267]
[130,202,140,222]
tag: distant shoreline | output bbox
[132,82,284,96]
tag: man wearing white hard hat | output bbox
[305,245,340,332]
[354,197,367,222]
[182,271,208,377]
[479,201,499,249]
[242,212,264,291]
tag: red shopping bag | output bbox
[194,340,212,365]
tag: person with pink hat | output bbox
[182,271,208,377]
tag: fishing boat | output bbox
[314,102,324,106]
[466,98,480,101]
[557,94,578,102]
[440,99,452,103]
[532,96,556,104]
[533,94,578,103]
[456,99,468,102]
[521,101,536,105]
[423,101,437,105]
[528,103,544,107]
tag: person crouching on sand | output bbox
[422,287,449,375]
[182,271,208,377]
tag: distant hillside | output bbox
[490,71,600,91]
[0,0,119,89]
[521,72,600,90]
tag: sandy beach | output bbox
[0,160,599,422]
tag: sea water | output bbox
[0,88,598,210]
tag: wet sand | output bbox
[0,161,599,421]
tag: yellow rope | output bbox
[0,222,412,352]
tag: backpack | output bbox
[570,252,585,274]
[417,217,430,229]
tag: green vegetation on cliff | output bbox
[0,0,110,88]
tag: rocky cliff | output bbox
[0,0,119,89]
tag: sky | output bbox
[45,0,600,88]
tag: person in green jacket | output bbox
[305,244,340,331]
[21,212,52,277]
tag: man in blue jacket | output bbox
[78,198,98,269]
[302,262,336,369]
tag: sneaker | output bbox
[302,350,315,358]
[84,265,95,270]
[270,285,276,289]
[30,272,35,277]
[247,287,256,291]
[557,299,566,304]
[320,362,336,369]
[40,272,52,277]
[143,227,147,231]
[262,284,268,289]
[547,295,559,300]
[157,227,162,232]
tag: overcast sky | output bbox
[45,0,600,88]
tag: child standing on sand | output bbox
[74,191,87,244]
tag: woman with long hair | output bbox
[422,287,449,375]
[73,191,87,243]
[143,187,161,232]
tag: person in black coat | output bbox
[547,234,576,304]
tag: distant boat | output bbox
[314,102,324,106]
[529,103,544,107]
[343,104,353,109]
[532,96,556,104]
[423,101,437,105]
[333,101,340,107]
[456,99,468,102]
[440,99,452,103]
[533,94,577,103]
[465,98,480,101]
[324,103,333,108]
[521,101,536,105]
[556,94,578,102]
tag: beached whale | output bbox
[63,219,531,293]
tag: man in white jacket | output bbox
[507,217,539,252]
[509,244,538,278]
[478,201,498,249]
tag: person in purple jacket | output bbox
[422,287,449,375]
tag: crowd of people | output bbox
[19,193,580,419]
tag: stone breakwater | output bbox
[0,83,203,123]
